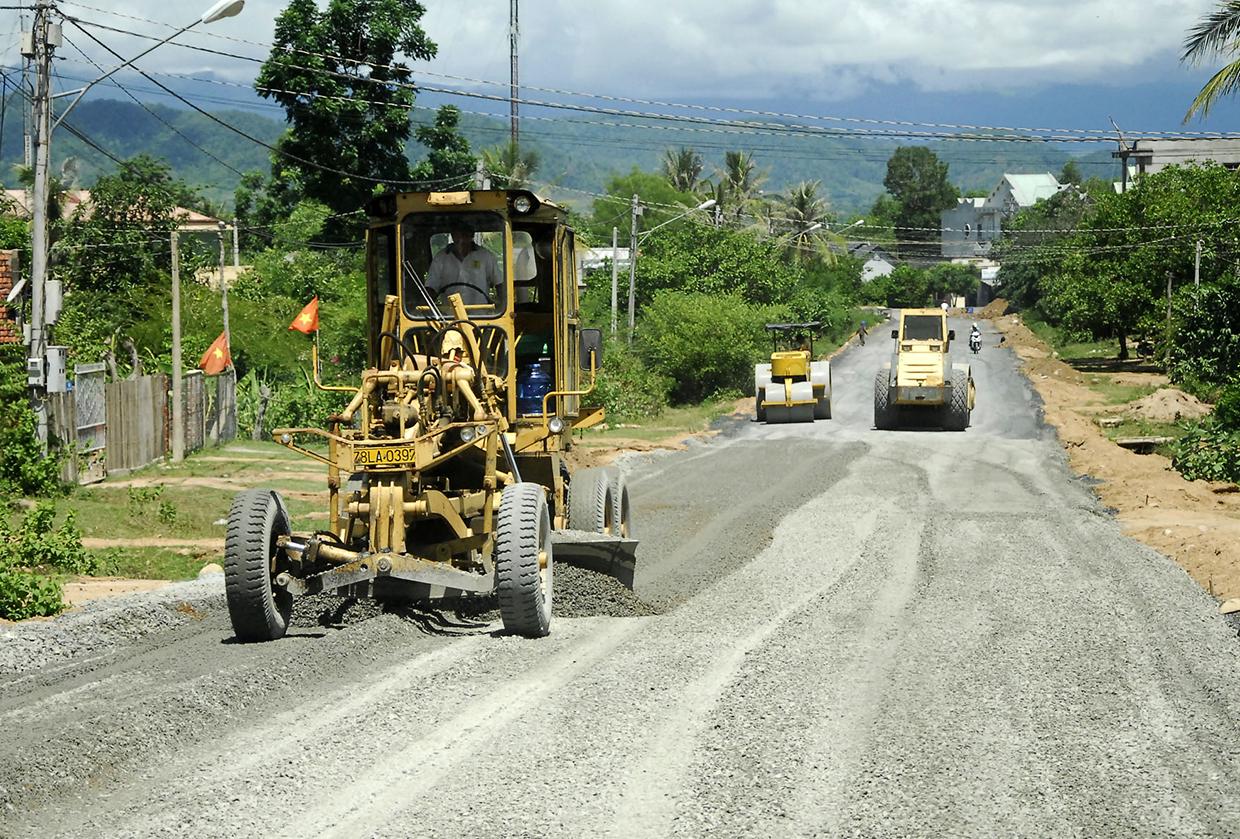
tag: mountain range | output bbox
[0,96,1120,216]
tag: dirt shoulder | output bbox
[990,313,1240,601]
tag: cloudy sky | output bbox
[14,0,1240,134]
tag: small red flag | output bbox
[198,331,231,376]
[289,297,319,334]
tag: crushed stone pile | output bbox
[976,298,1012,319]
[1125,388,1212,423]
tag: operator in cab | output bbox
[427,222,501,306]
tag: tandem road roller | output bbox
[224,189,637,642]
[754,322,832,424]
[873,308,974,431]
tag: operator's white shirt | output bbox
[427,244,501,306]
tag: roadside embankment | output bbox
[989,312,1240,601]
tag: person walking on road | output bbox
[857,319,868,346]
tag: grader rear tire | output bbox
[224,489,293,643]
[495,483,553,637]
[568,467,613,534]
[873,369,896,430]
[944,369,971,431]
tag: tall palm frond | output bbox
[1183,2,1240,120]
[714,151,768,220]
[774,180,842,266]
[481,141,540,188]
[661,146,703,193]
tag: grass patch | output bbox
[1085,379,1159,405]
[578,395,740,446]
[1024,316,1120,360]
[92,546,213,581]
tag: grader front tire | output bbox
[944,369,972,431]
[874,369,896,430]
[610,472,632,538]
[224,489,293,643]
[495,483,554,638]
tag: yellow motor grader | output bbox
[223,189,636,641]
[873,307,974,431]
[754,322,832,423]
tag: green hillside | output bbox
[0,96,1121,215]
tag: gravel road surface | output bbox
[5,318,1240,838]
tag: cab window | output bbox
[903,316,943,341]
[401,211,506,319]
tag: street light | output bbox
[52,1,245,129]
[628,198,717,342]
[24,0,245,453]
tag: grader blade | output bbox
[551,529,639,589]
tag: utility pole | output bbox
[170,230,184,462]
[627,194,641,343]
[27,0,57,446]
[509,0,519,149]
[1195,239,1202,290]
[232,222,240,269]
[1166,270,1173,370]
[610,226,619,335]
[218,221,231,366]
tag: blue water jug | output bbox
[517,361,553,416]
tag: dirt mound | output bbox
[1125,388,1212,423]
[976,298,1012,319]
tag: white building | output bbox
[1113,139,1240,189]
[847,242,896,283]
[940,173,1065,258]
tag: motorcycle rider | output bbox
[969,322,982,352]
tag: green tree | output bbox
[1182,2,1240,120]
[587,169,698,242]
[255,0,437,224]
[410,105,477,186]
[992,187,1093,311]
[1059,160,1083,186]
[634,222,800,307]
[661,147,703,193]
[56,155,180,292]
[480,140,539,189]
[881,146,959,255]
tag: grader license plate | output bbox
[353,444,417,468]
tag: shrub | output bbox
[592,340,670,422]
[1172,423,1240,484]
[0,345,63,497]
[0,501,95,620]
[638,292,775,403]
[1213,382,1240,431]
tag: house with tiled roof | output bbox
[941,173,1067,259]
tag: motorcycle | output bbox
[969,332,982,354]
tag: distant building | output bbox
[3,189,222,231]
[941,173,1065,258]
[1112,139,1240,190]
[0,250,19,344]
[847,241,896,283]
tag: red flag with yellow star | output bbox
[289,297,319,334]
[198,331,231,376]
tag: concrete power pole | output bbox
[170,230,184,462]
[509,0,519,149]
[627,194,641,343]
[1195,239,1202,290]
[27,0,57,446]
[232,222,240,269]
[218,221,231,364]
[610,226,619,335]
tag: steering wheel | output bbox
[435,282,491,301]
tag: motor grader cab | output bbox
[223,189,637,642]
[753,322,832,423]
[873,308,974,431]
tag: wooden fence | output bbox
[47,368,236,483]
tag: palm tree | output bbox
[481,141,540,188]
[1183,2,1240,120]
[661,146,703,193]
[774,180,841,265]
[712,150,767,220]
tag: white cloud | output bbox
[45,0,1221,102]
